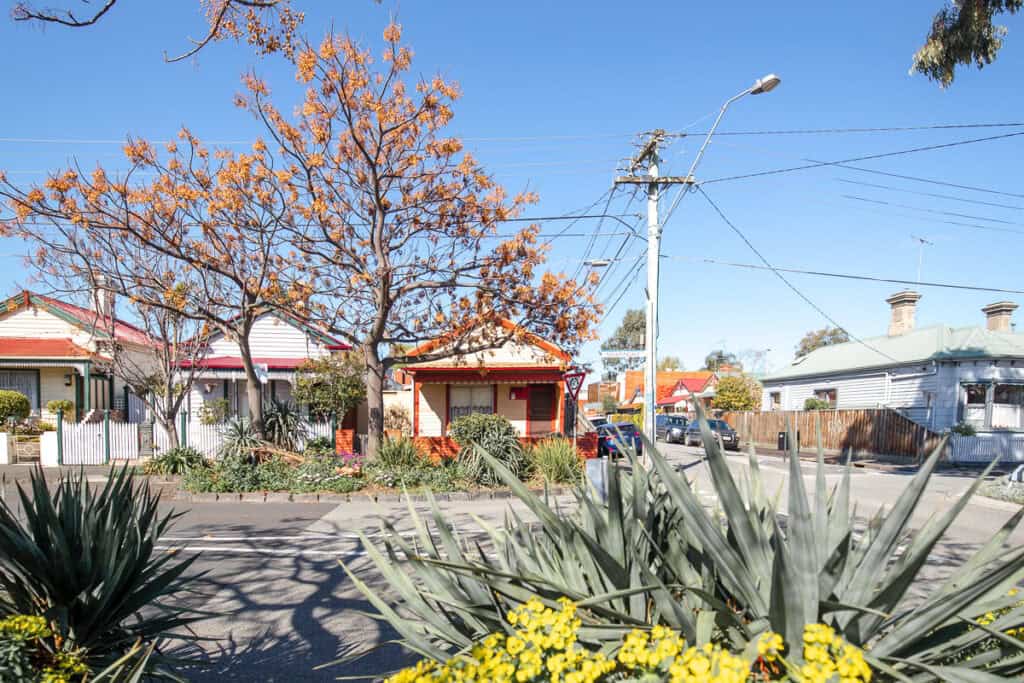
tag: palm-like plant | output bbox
[0,466,199,676]
[343,411,1024,679]
[218,416,262,459]
[263,399,307,452]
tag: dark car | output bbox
[589,416,608,429]
[684,419,740,451]
[597,422,643,458]
[655,414,688,443]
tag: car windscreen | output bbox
[614,424,638,435]
[666,417,686,425]
[709,420,732,430]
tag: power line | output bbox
[840,197,1024,236]
[834,178,1024,211]
[668,254,1024,295]
[600,255,645,320]
[667,122,1024,137]
[4,122,1023,146]
[840,194,1024,230]
[697,187,899,363]
[701,131,1024,186]
[832,163,1024,200]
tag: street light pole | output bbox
[615,74,780,461]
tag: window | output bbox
[962,383,987,428]
[992,384,1024,430]
[769,392,781,410]
[813,388,837,406]
[0,370,39,411]
[449,385,493,423]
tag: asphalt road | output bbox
[4,445,1022,680]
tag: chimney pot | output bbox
[982,301,1018,333]
[886,290,922,336]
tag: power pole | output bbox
[615,130,695,458]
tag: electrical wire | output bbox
[840,195,1024,231]
[700,131,1024,186]
[834,178,1024,211]
[666,122,1024,137]
[599,255,645,320]
[666,254,1024,295]
[697,187,899,363]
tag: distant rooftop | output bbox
[764,324,1024,382]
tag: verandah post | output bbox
[56,409,63,466]
[180,410,188,448]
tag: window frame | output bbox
[813,388,837,407]
[448,384,494,424]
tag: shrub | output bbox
[304,435,335,455]
[0,466,198,676]
[449,413,526,486]
[197,397,230,425]
[142,446,205,475]
[263,399,307,451]
[803,397,831,410]
[292,354,366,421]
[378,436,426,472]
[219,417,262,459]
[35,421,55,432]
[527,437,581,485]
[255,455,295,491]
[348,412,1024,679]
[952,421,978,436]
[211,452,262,492]
[0,390,30,425]
[181,465,216,493]
[45,399,74,415]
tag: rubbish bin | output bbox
[777,431,800,452]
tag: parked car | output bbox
[597,422,643,458]
[655,414,688,443]
[684,419,740,451]
[589,416,608,429]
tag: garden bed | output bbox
[978,479,1024,505]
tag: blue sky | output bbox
[2,1,1023,376]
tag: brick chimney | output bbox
[92,274,115,323]
[982,301,1018,332]
[886,290,922,336]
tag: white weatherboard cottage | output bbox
[762,293,1024,460]
[182,310,350,420]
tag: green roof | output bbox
[764,324,1024,381]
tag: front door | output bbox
[527,384,556,437]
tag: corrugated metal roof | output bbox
[764,324,1024,381]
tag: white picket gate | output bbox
[57,418,334,465]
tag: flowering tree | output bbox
[0,130,304,436]
[237,24,599,455]
[11,0,303,62]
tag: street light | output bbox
[751,73,781,95]
[636,73,781,459]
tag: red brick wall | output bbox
[335,429,355,454]
[411,434,599,461]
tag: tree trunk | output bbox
[364,344,386,459]
[160,386,180,448]
[237,336,265,437]
[160,416,180,449]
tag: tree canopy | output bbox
[703,350,740,372]
[712,375,761,411]
[795,327,850,359]
[657,355,683,371]
[913,1,1022,86]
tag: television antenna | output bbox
[911,235,934,283]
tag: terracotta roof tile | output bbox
[0,337,98,359]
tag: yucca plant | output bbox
[218,416,262,460]
[0,466,200,677]
[343,409,1024,679]
[263,399,307,451]
[527,437,582,484]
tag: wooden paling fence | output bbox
[716,408,943,460]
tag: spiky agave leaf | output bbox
[0,465,200,675]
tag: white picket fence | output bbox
[948,433,1024,464]
[57,419,334,465]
